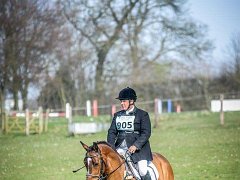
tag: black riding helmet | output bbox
[116,87,137,102]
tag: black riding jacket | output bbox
[107,107,153,163]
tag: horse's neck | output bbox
[100,146,125,178]
[101,146,123,165]
[106,152,125,178]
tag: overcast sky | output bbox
[188,0,240,67]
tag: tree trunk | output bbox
[0,85,5,132]
[59,85,67,109]
[13,86,19,110]
[95,48,108,100]
[21,85,28,110]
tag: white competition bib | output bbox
[116,116,135,131]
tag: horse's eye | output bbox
[92,160,99,166]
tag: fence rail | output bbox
[1,93,239,134]
[1,108,49,135]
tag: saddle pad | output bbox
[126,161,159,180]
[147,161,159,180]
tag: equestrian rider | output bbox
[107,87,152,180]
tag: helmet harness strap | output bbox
[126,99,134,111]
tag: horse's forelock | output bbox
[87,141,108,151]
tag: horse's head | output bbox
[80,141,126,180]
[80,141,107,180]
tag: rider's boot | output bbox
[141,171,151,180]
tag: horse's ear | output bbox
[92,142,99,151]
[80,141,90,151]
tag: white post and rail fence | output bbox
[210,94,240,125]
[1,94,239,135]
[66,94,240,134]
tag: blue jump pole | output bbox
[167,99,172,113]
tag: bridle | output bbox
[84,148,126,180]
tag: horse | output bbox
[80,141,174,180]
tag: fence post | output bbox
[86,100,91,117]
[38,107,43,134]
[44,109,49,132]
[1,111,6,133]
[220,94,224,125]
[66,103,73,135]
[154,98,161,128]
[3,111,8,133]
[66,103,71,123]
[0,110,3,132]
[66,103,72,124]
[25,109,30,136]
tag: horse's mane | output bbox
[91,141,118,154]
[95,140,111,147]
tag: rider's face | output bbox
[120,100,134,111]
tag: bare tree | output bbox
[61,0,144,99]
[219,32,240,92]
[0,0,63,110]
[227,32,240,82]
[60,0,213,102]
[105,0,213,101]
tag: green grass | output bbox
[154,111,240,179]
[0,111,239,179]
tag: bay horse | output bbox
[80,141,174,180]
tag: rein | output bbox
[102,157,126,179]
[72,165,85,173]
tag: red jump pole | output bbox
[93,100,98,117]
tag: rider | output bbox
[107,87,152,180]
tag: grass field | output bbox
[0,111,239,180]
